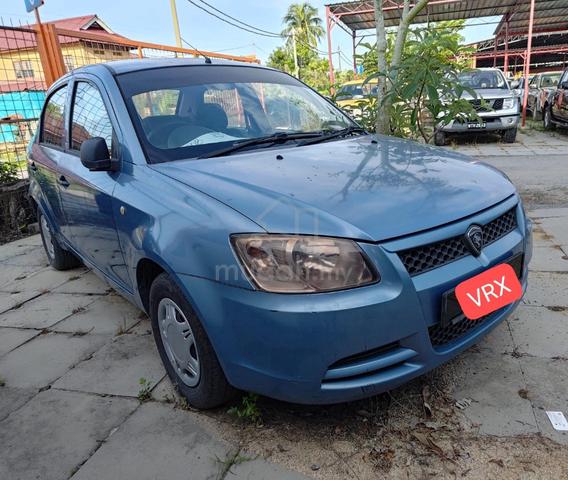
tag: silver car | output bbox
[435,68,520,145]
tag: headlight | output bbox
[502,97,516,109]
[231,235,378,293]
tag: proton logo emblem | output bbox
[464,225,484,257]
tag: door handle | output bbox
[29,162,37,172]
[58,175,70,188]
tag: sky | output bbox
[3,0,500,67]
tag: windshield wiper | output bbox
[297,126,367,147]
[198,132,324,159]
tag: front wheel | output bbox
[149,273,235,409]
[434,130,447,146]
[502,128,517,143]
[543,106,555,130]
[38,210,81,270]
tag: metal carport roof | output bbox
[326,0,568,36]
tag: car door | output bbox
[56,76,131,290]
[29,84,69,237]
[552,70,568,122]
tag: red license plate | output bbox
[455,263,522,320]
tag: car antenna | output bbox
[181,36,212,64]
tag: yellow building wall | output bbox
[0,41,131,85]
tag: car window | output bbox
[541,73,561,88]
[70,81,113,154]
[458,70,507,89]
[132,89,179,119]
[40,86,67,147]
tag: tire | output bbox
[38,210,81,270]
[502,128,517,143]
[149,273,235,409]
[434,130,447,146]
[543,106,555,130]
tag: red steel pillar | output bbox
[504,18,510,75]
[522,0,536,127]
[325,6,336,87]
[352,30,357,76]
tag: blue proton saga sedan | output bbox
[29,59,532,409]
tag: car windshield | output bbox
[117,65,356,162]
[541,73,561,87]
[336,84,363,99]
[457,70,508,90]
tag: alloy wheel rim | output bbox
[158,297,200,387]
[40,215,55,260]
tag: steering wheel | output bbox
[147,120,191,149]
[167,125,216,148]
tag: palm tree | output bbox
[282,3,324,50]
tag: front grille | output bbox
[469,98,504,112]
[398,207,518,276]
[429,254,523,348]
[429,314,490,346]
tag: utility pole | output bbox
[337,45,342,71]
[169,0,183,48]
[292,29,300,79]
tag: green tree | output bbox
[282,2,324,51]
[267,47,294,74]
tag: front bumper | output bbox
[440,114,519,133]
[178,197,532,404]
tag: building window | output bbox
[14,60,34,79]
[63,55,74,72]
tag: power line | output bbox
[185,0,282,38]
[194,0,282,37]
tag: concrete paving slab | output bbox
[0,263,47,288]
[529,208,568,219]
[529,246,568,272]
[523,271,568,307]
[0,292,97,329]
[70,401,230,480]
[0,238,40,263]
[0,389,138,480]
[519,357,568,445]
[0,267,86,294]
[0,332,108,388]
[509,305,568,359]
[0,246,50,267]
[475,320,513,355]
[0,327,39,356]
[0,386,37,422]
[52,294,142,335]
[539,216,568,247]
[0,290,42,315]
[52,271,112,295]
[151,375,182,403]
[53,333,165,397]
[451,349,537,436]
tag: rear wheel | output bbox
[38,210,81,270]
[502,128,517,143]
[543,106,555,130]
[149,273,235,409]
[434,130,447,146]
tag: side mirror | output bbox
[80,137,114,171]
[512,89,522,97]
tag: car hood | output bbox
[151,135,516,242]
[462,88,513,99]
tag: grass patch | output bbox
[227,393,261,424]
[137,377,152,402]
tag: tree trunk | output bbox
[375,0,431,135]
[374,0,388,134]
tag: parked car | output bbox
[435,68,520,145]
[29,59,532,409]
[527,71,562,120]
[543,68,568,130]
[335,78,378,116]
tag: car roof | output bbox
[72,57,269,76]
